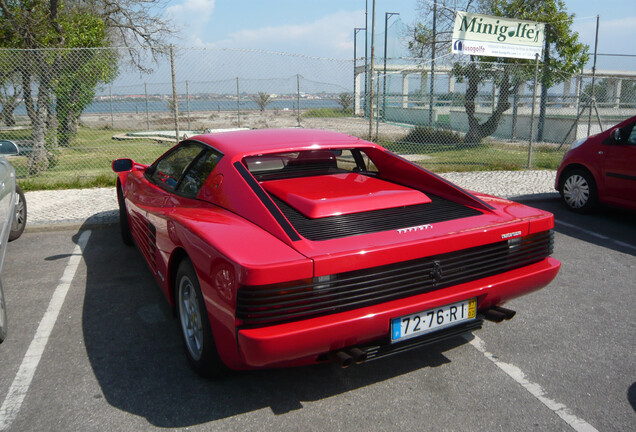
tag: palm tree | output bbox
[252,92,273,111]
[337,93,353,111]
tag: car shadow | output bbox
[515,197,636,256]
[77,217,470,427]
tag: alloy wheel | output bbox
[178,276,204,361]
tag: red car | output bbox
[556,115,636,213]
[113,129,560,377]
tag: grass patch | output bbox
[10,127,171,191]
[386,129,566,172]
[9,124,566,191]
[19,174,116,191]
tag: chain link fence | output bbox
[0,47,634,190]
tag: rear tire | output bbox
[560,168,598,213]
[8,185,26,242]
[117,184,134,246]
[176,258,226,378]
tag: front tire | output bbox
[176,258,226,378]
[9,185,26,242]
[560,168,598,213]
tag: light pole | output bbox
[428,1,437,127]
[368,0,376,140]
[383,12,399,120]
[364,0,369,115]
[354,27,365,116]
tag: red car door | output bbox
[603,123,636,210]
[125,172,170,277]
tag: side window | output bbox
[335,149,378,173]
[177,150,223,197]
[150,142,203,190]
[627,124,636,146]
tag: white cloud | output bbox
[207,10,363,58]
[167,0,216,25]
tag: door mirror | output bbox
[612,128,622,142]
[112,158,133,172]
[0,140,19,156]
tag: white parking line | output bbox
[556,220,636,252]
[467,335,598,432]
[0,230,91,431]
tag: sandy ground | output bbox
[79,109,414,140]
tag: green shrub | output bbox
[398,126,464,146]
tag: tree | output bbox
[409,0,588,144]
[337,93,353,111]
[408,1,473,59]
[252,92,273,111]
[0,0,173,173]
[0,65,21,126]
[55,12,119,146]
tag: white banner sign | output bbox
[452,11,544,60]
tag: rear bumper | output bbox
[236,257,560,368]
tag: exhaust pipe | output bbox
[484,308,506,322]
[328,351,353,368]
[347,347,368,364]
[491,305,516,320]
[484,305,516,322]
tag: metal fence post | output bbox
[527,54,540,169]
[297,74,301,127]
[170,44,180,143]
[574,71,582,138]
[428,1,436,127]
[510,78,519,141]
[144,82,150,131]
[368,0,376,140]
[186,80,191,131]
[236,77,241,128]
[375,71,380,139]
[109,84,114,129]
[587,15,600,136]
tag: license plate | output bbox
[391,298,477,343]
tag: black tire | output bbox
[176,258,226,378]
[559,168,598,213]
[117,184,134,246]
[0,281,7,344]
[8,185,26,242]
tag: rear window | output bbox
[244,149,378,180]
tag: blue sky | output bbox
[163,0,636,70]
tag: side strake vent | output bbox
[271,194,482,241]
[236,231,554,327]
[128,211,157,271]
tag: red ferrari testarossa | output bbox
[113,128,560,377]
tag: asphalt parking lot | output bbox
[0,198,634,431]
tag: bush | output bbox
[399,126,463,146]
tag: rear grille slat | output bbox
[272,193,482,241]
[237,231,554,326]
